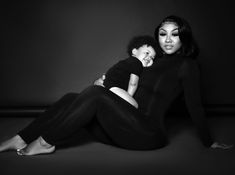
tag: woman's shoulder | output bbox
[181,57,198,66]
[181,57,199,69]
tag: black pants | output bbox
[18,86,166,150]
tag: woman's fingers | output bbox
[211,142,234,149]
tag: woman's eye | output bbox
[172,33,179,36]
[159,33,166,36]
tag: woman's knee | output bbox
[82,86,110,98]
[62,92,79,99]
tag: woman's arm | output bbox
[180,59,214,147]
[127,74,139,96]
[180,60,233,149]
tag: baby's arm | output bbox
[127,73,139,96]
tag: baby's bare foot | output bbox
[0,135,27,152]
[17,136,55,156]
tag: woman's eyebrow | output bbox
[172,28,179,32]
[159,28,178,32]
[159,28,166,32]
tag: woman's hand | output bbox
[93,74,105,87]
[210,142,234,149]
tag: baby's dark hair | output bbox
[127,35,159,57]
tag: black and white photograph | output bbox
[1,0,235,175]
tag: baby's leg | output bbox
[109,87,138,108]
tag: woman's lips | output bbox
[164,45,173,49]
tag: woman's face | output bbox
[158,22,182,55]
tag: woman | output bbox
[136,15,232,149]
[95,15,233,150]
[0,15,232,156]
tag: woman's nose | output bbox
[165,35,172,43]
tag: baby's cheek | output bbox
[146,60,153,67]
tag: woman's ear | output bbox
[132,48,137,56]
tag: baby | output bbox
[103,35,157,108]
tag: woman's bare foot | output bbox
[0,135,27,152]
[17,136,55,156]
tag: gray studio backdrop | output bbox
[1,0,235,107]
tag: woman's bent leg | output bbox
[18,93,79,144]
[17,85,166,154]
[94,92,167,150]
[38,86,166,150]
[40,86,108,145]
[18,86,109,155]
[0,93,79,153]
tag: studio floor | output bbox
[0,115,235,175]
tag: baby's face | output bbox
[132,45,156,67]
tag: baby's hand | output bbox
[93,74,106,87]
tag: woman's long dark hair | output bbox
[154,15,199,59]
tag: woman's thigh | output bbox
[84,86,166,150]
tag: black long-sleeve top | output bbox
[134,55,214,147]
